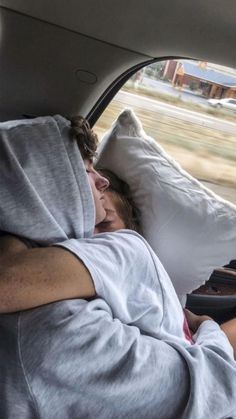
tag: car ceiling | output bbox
[1,0,236,121]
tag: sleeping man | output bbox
[0,115,236,419]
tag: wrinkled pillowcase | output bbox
[96,108,236,301]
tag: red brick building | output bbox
[163,60,236,99]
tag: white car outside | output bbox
[208,97,236,111]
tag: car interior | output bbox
[0,0,235,322]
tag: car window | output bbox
[94,59,236,205]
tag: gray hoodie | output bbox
[0,115,94,243]
[0,116,235,419]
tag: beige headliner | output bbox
[0,0,236,120]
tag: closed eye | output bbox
[97,221,112,227]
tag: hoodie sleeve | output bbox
[0,298,235,419]
[51,234,236,419]
[164,319,236,418]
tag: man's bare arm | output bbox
[0,236,95,313]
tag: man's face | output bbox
[85,159,109,225]
[94,191,126,234]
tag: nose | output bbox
[95,171,109,192]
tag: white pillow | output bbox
[96,108,236,301]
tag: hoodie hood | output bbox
[0,115,95,244]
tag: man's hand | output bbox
[184,309,212,334]
[185,308,236,359]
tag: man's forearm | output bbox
[0,245,96,313]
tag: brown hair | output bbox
[69,115,98,160]
[97,169,141,233]
[69,117,141,232]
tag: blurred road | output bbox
[141,78,207,105]
[116,90,236,135]
[96,89,236,205]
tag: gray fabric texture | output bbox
[0,115,95,243]
[58,231,197,345]
[0,300,235,419]
[0,116,235,418]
